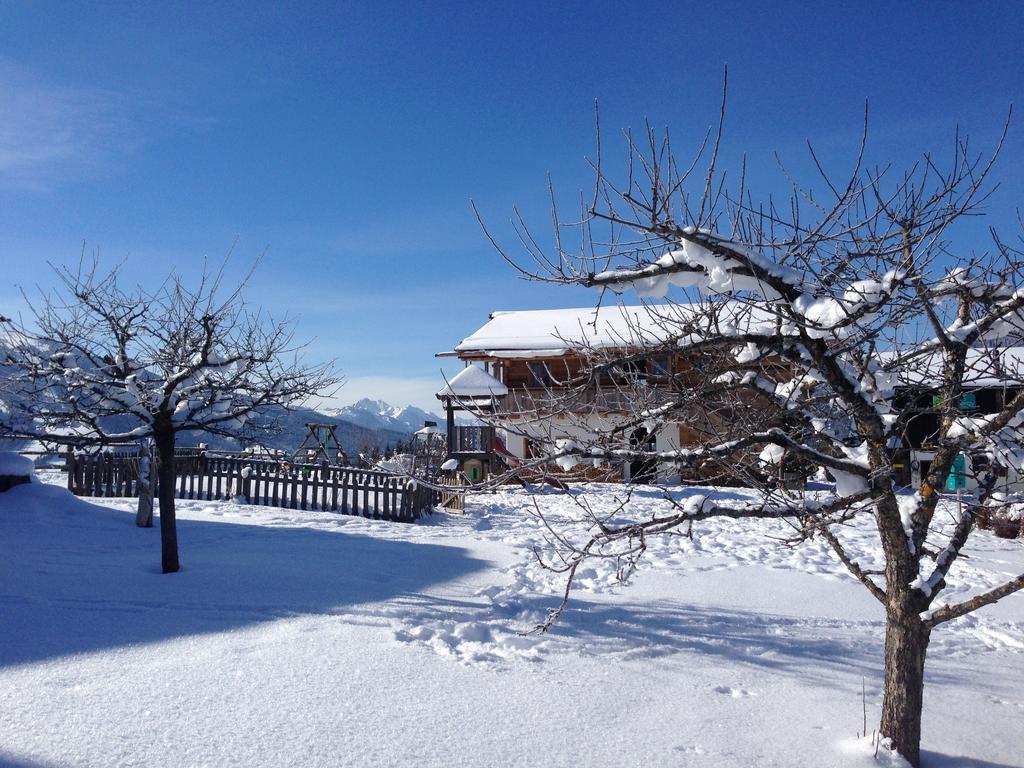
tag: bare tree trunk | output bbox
[154,426,180,573]
[880,596,931,767]
[135,441,154,528]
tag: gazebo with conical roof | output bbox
[436,365,508,480]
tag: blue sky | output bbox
[1,1,1022,412]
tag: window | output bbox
[620,360,647,384]
[528,361,549,388]
[650,356,670,377]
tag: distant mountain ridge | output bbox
[0,331,445,459]
[3,399,440,461]
[2,397,448,462]
[321,398,445,435]
[179,399,438,457]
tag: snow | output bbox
[1,475,1022,767]
[935,268,1018,307]
[452,303,781,357]
[480,347,570,358]
[897,492,922,550]
[837,736,913,767]
[596,232,808,300]
[734,341,763,364]
[0,450,33,476]
[785,273,903,339]
[833,443,871,498]
[453,305,681,354]
[436,364,509,398]
[589,235,908,338]
[759,443,785,465]
[323,399,447,435]
[891,346,1024,387]
[553,438,580,470]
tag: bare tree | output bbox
[475,91,1024,766]
[0,259,339,573]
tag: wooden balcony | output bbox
[493,386,673,415]
[449,425,496,455]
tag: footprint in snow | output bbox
[712,685,755,698]
[987,695,1024,710]
[672,745,707,755]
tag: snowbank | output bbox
[0,476,1021,767]
[0,451,33,476]
[0,451,34,492]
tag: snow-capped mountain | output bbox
[323,398,445,434]
[0,393,449,459]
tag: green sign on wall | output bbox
[946,453,967,491]
[930,393,978,410]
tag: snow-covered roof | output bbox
[451,305,685,356]
[448,303,780,357]
[893,346,1024,387]
[436,365,509,398]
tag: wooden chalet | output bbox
[436,304,753,482]
[438,305,1024,492]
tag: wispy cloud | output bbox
[0,59,168,190]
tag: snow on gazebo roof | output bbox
[436,364,508,399]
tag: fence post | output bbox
[399,481,409,521]
[301,465,310,511]
[198,449,207,500]
[241,463,253,503]
[83,454,93,496]
[214,457,223,500]
[320,461,329,511]
[103,452,114,497]
[178,456,188,499]
[66,448,75,493]
[92,453,102,496]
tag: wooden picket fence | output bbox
[65,449,147,498]
[66,450,437,523]
[438,471,467,512]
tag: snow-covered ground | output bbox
[1,474,1022,767]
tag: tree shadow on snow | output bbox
[0,483,488,668]
[0,754,57,768]
[458,592,887,685]
[544,599,1002,688]
[921,754,1018,768]
[550,599,881,681]
[375,585,991,694]
[574,485,753,503]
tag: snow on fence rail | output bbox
[65,450,436,523]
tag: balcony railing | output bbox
[492,386,673,415]
[450,425,496,455]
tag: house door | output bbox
[890,448,912,487]
[629,428,657,484]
